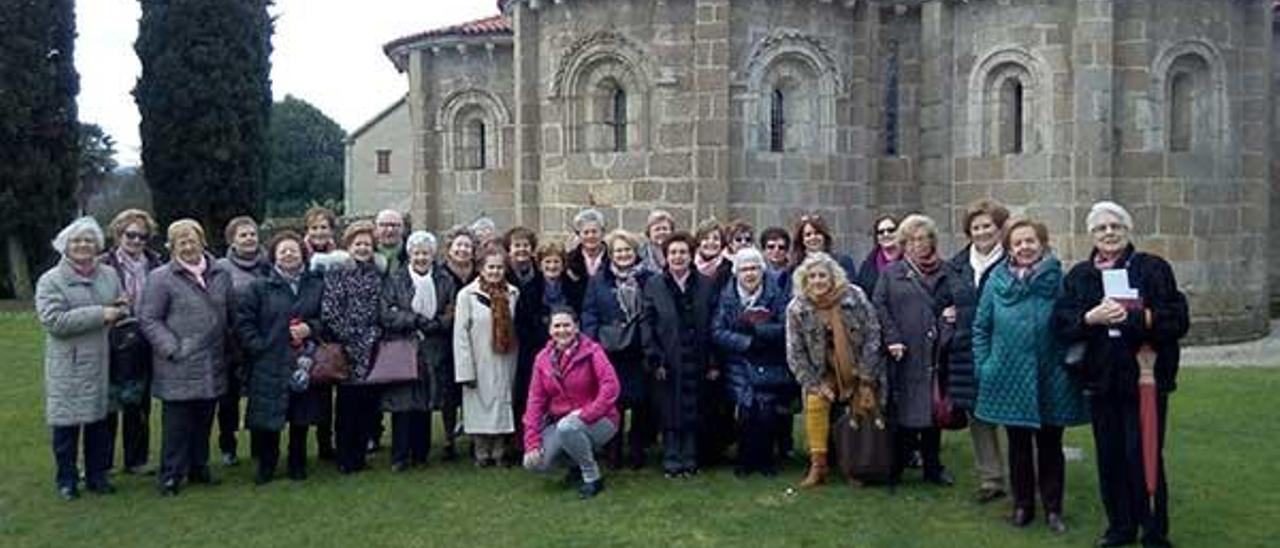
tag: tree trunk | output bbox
[6,234,33,300]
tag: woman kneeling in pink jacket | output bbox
[522,306,620,499]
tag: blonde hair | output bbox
[791,251,851,300]
[341,220,376,249]
[895,214,938,247]
[108,209,158,242]
[604,229,640,255]
[166,219,206,246]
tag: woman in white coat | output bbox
[453,245,520,466]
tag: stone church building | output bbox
[345,0,1280,343]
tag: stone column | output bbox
[511,2,542,230]
[692,0,731,222]
[407,48,434,229]
[1069,0,1116,258]
[919,1,954,237]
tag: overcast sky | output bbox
[77,0,497,166]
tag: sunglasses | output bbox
[733,236,754,244]
[765,243,789,250]
[123,231,148,241]
[876,227,897,236]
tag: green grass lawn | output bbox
[1,311,1278,547]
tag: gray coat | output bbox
[139,254,234,401]
[35,260,121,426]
[872,261,952,429]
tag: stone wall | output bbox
[408,42,516,231]
[1109,0,1270,342]
[344,98,413,216]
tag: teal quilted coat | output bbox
[973,255,1087,428]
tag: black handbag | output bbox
[107,318,149,383]
[745,363,794,389]
[597,318,637,353]
[834,385,894,483]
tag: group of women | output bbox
[36,199,1187,545]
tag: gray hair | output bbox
[895,214,939,247]
[406,231,437,254]
[469,216,496,234]
[375,209,404,224]
[1086,201,1134,233]
[731,247,766,275]
[573,208,606,232]
[52,217,106,256]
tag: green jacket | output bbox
[973,255,1087,428]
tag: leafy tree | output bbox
[134,0,273,250]
[267,95,345,217]
[77,122,119,210]
[0,0,80,298]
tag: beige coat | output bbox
[35,260,121,426]
[452,280,519,434]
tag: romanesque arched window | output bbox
[770,89,786,152]
[609,87,628,152]
[437,89,510,172]
[453,105,490,170]
[1000,78,1024,154]
[883,40,900,156]
[1165,53,1209,153]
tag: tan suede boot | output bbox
[799,451,828,488]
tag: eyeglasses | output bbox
[123,231,148,241]
[376,222,403,229]
[1090,223,1127,234]
[733,236,754,244]
[765,243,789,251]
[876,227,897,236]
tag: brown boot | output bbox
[799,452,828,488]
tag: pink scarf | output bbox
[178,255,208,289]
[695,253,723,279]
[115,248,148,307]
[875,245,900,273]
[1094,251,1121,270]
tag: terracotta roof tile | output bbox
[383,14,510,53]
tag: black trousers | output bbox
[251,425,308,477]
[892,427,942,481]
[607,401,655,466]
[315,385,334,455]
[216,374,241,455]
[390,410,431,465]
[51,418,112,490]
[105,403,150,469]
[662,429,697,473]
[1007,425,1065,516]
[1093,394,1170,544]
[335,385,380,471]
[776,411,795,458]
[159,399,216,485]
[736,404,779,472]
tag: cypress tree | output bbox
[134,0,273,249]
[0,0,80,298]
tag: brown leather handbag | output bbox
[835,382,894,483]
[309,342,350,384]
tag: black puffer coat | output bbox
[235,269,329,431]
[942,246,1005,411]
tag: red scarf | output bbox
[907,247,941,276]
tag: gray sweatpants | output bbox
[525,415,617,482]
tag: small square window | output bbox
[376,149,391,175]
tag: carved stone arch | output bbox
[1148,40,1227,154]
[739,33,843,154]
[436,88,511,171]
[552,31,653,153]
[966,47,1051,157]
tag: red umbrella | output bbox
[1136,345,1159,511]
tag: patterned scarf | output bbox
[809,284,857,401]
[695,253,723,279]
[481,279,515,354]
[114,247,148,308]
[907,246,942,277]
[409,266,438,319]
[611,263,640,319]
